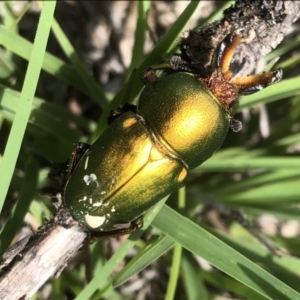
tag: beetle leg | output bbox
[67,142,91,175]
[87,217,143,242]
[170,55,204,73]
[142,50,206,85]
[230,118,243,132]
[44,143,91,203]
[108,103,137,125]
[142,68,160,84]
[217,34,241,82]
[217,33,283,95]
[113,217,144,233]
[141,61,176,84]
[141,56,204,84]
[232,68,283,95]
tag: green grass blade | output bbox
[153,205,300,300]
[0,25,103,103]
[125,1,151,80]
[199,156,300,171]
[0,84,95,133]
[208,224,300,293]
[50,15,109,109]
[0,158,39,252]
[0,1,56,212]
[201,267,266,300]
[113,235,175,287]
[181,251,209,300]
[166,243,182,300]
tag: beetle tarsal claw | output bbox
[232,67,283,95]
[113,222,131,229]
[272,68,283,84]
[54,193,63,209]
[170,55,183,70]
[230,118,243,132]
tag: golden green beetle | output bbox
[63,34,282,236]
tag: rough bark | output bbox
[0,208,86,300]
[180,1,300,77]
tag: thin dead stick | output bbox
[180,1,300,77]
[0,208,86,300]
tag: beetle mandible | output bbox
[63,34,282,237]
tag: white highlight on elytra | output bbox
[100,191,106,195]
[92,201,103,207]
[109,178,116,190]
[83,173,98,186]
[84,156,90,170]
[111,206,116,212]
[79,196,87,203]
[84,214,106,228]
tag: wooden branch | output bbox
[180,1,300,77]
[0,208,86,299]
